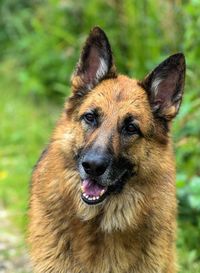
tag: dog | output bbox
[28,27,185,273]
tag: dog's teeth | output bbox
[82,193,101,201]
[100,190,105,196]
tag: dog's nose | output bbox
[82,153,109,177]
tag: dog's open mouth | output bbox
[81,179,108,205]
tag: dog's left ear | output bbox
[140,53,186,120]
[71,27,117,95]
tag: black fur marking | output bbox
[108,164,136,195]
[120,114,142,137]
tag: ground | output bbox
[0,205,31,273]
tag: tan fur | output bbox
[29,75,178,273]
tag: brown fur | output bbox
[28,27,185,273]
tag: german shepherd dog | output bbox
[29,27,185,273]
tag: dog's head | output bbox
[54,27,185,223]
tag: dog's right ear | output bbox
[71,27,117,96]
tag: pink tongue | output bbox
[82,179,105,197]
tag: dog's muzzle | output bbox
[79,150,110,205]
[78,148,134,205]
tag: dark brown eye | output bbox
[124,123,139,135]
[83,113,97,126]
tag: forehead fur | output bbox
[78,75,153,131]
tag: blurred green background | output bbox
[0,0,200,272]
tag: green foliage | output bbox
[0,0,184,97]
[0,73,60,229]
[173,4,200,259]
[0,0,200,272]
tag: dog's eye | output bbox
[83,113,97,126]
[123,123,139,135]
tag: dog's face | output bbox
[76,77,154,205]
[56,27,185,212]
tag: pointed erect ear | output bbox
[140,53,186,120]
[71,27,117,95]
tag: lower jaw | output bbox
[81,191,108,205]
